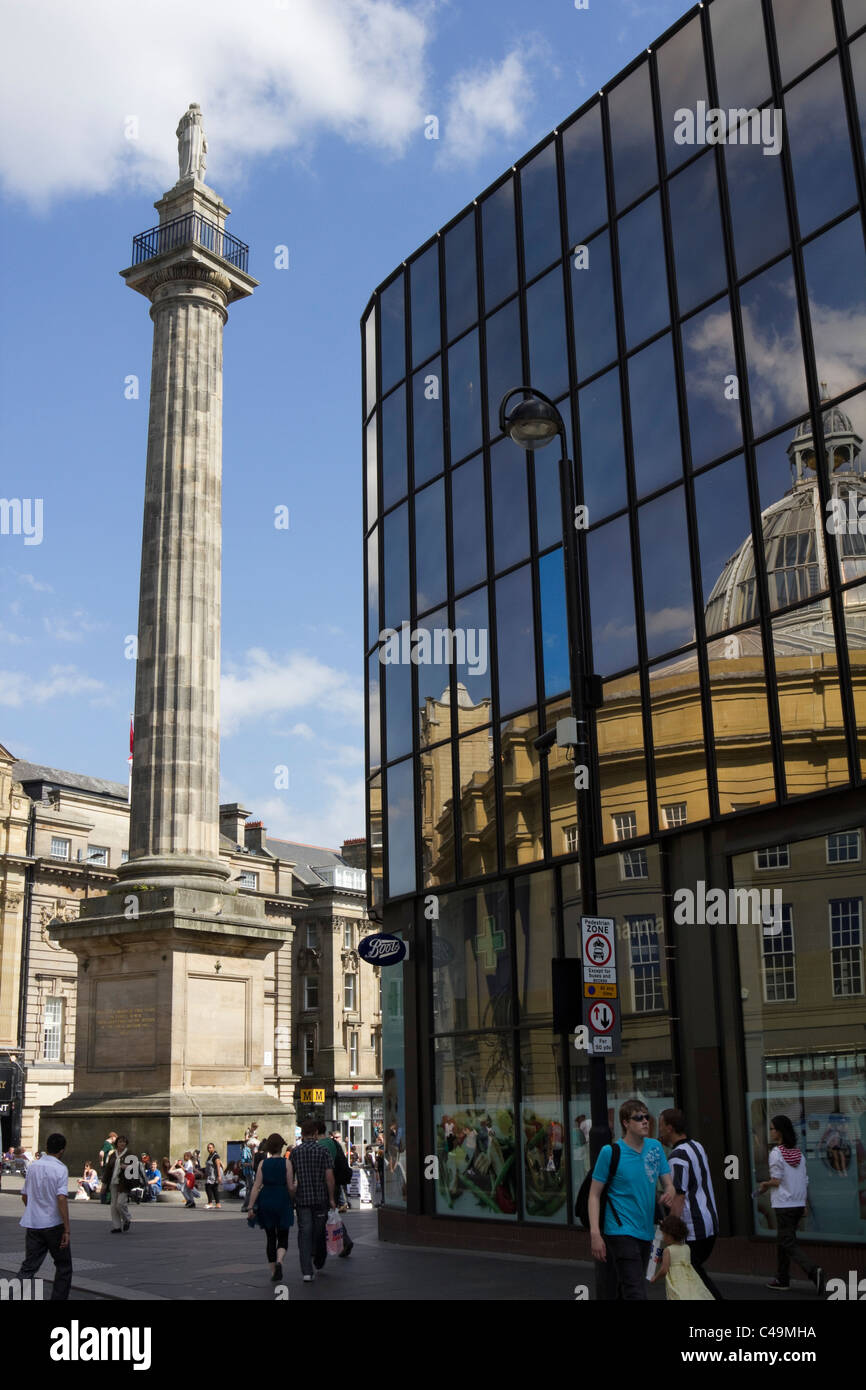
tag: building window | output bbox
[373,1029,382,1072]
[761,905,795,1002]
[830,899,864,997]
[628,917,663,1012]
[306,923,317,949]
[827,831,861,864]
[50,837,70,861]
[344,973,356,1012]
[87,845,109,866]
[344,920,353,949]
[238,870,259,890]
[563,825,578,854]
[613,811,637,841]
[303,1031,315,1075]
[632,1061,673,1094]
[662,803,687,829]
[620,848,648,880]
[304,976,319,1010]
[755,845,790,870]
[43,996,63,1062]
[349,1031,359,1075]
[120,850,129,864]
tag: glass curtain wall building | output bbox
[363,0,866,1257]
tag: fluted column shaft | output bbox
[127,268,230,876]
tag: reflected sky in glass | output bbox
[381,384,406,510]
[563,104,607,245]
[588,515,637,673]
[539,548,569,698]
[490,437,530,574]
[618,194,669,349]
[628,335,683,497]
[368,653,381,769]
[383,502,409,630]
[521,142,561,281]
[668,154,727,315]
[496,565,537,714]
[803,215,866,395]
[638,487,695,657]
[656,17,708,173]
[527,267,568,399]
[608,62,657,211]
[411,242,440,368]
[445,212,478,343]
[772,0,837,84]
[415,478,447,614]
[485,298,522,441]
[385,652,412,762]
[681,298,742,467]
[448,330,482,463]
[454,586,492,705]
[579,367,628,520]
[725,137,790,279]
[380,273,405,395]
[413,359,444,487]
[786,58,857,237]
[739,258,808,435]
[572,229,617,381]
[451,455,486,595]
[694,455,753,607]
[711,0,772,111]
[482,178,518,312]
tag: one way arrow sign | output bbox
[583,988,622,1056]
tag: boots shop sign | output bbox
[358,933,408,965]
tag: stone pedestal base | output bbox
[42,1089,295,1176]
[43,880,295,1171]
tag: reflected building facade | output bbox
[363,0,866,1261]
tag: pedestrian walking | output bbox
[290,1119,336,1282]
[180,1151,199,1208]
[650,1213,714,1300]
[759,1115,824,1294]
[589,1097,676,1300]
[16,1133,72,1301]
[240,1136,255,1211]
[657,1108,723,1300]
[246,1132,294,1282]
[99,1130,117,1204]
[317,1121,354,1256]
[101,1135,143,1233]
[204,1142,223,1209]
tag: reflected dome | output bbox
[705,403,866,641]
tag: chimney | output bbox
[244,820,267,852]
[219,802,251,847]
[341,837,366,869]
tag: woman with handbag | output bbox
[245,1133,295,1283]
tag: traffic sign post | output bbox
[581,916,622,1056]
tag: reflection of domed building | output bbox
[706,404,866,645]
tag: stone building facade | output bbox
[0,753,377,1153]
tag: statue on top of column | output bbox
[177,103,207,182]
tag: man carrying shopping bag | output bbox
[290,1120,336,1282]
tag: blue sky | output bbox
[0,0,688,847]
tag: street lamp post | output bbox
[499,387,612,1168]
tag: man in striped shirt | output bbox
[658,1109,723,1300]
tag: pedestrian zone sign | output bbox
[581,916,621,1056]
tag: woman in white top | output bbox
[758,1115,822,1293]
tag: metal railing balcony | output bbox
[132,212,249,272]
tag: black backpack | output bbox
[332,1142,353,1189]
[574,1140,622,1230]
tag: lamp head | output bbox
[500,392,562,449]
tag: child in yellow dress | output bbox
[651,1214,715,1300]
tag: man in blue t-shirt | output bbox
[589,1097,675,1299]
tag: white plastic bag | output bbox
[646,1225,664,1281]
[326,1208,345,1256]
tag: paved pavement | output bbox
[0,1185,832,1302]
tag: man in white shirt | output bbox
[16,1132,72,1300]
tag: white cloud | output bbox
[248,776,365,849]
[43,609,106,643]
[435,48,535,169]
[1,0,430,207]
[18,572,53,593]
[0,626,30,646]
[221,648,363,734]
[0,665,105,707]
